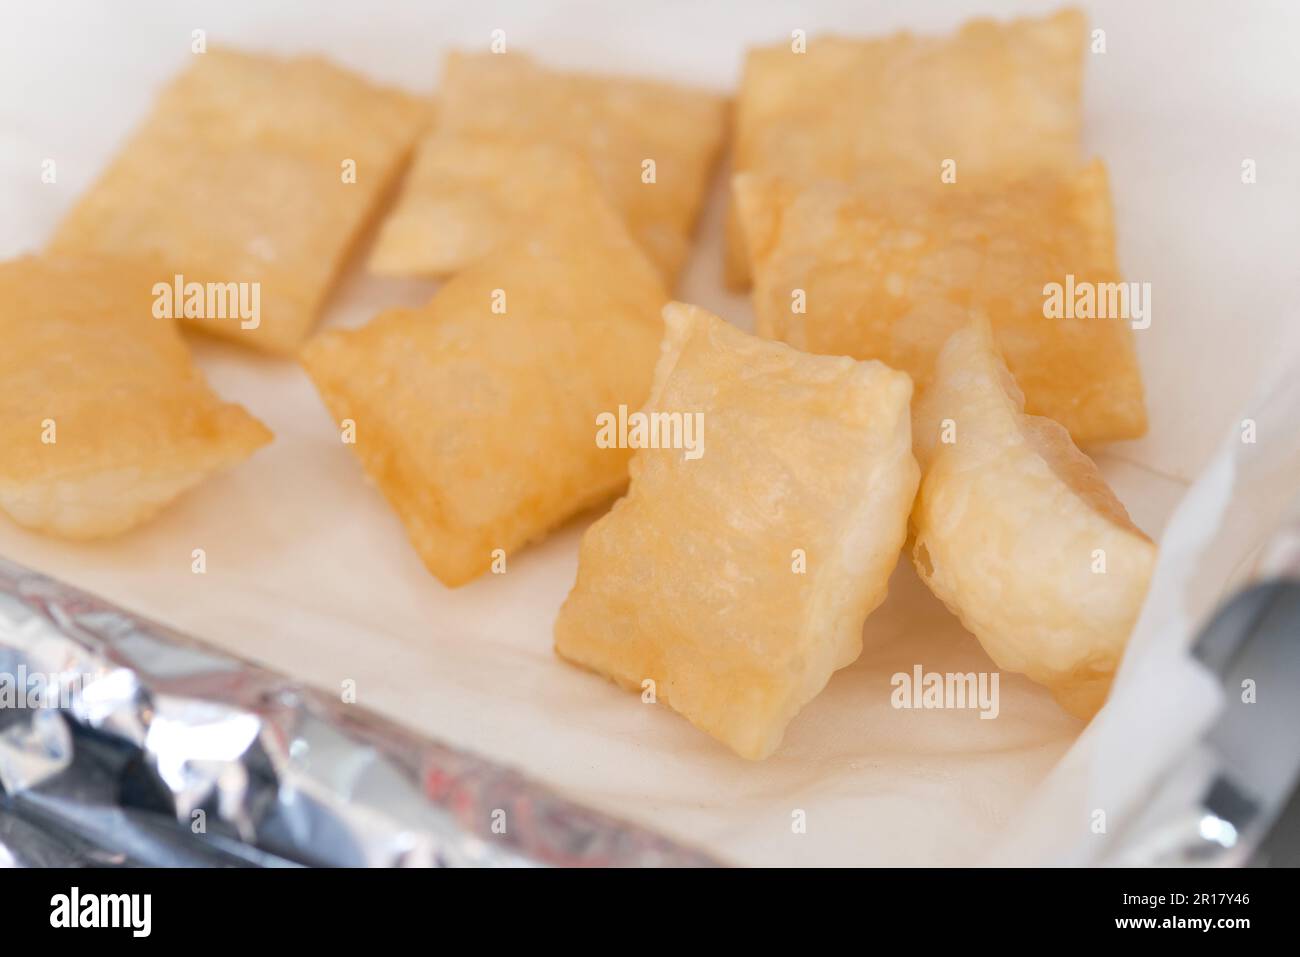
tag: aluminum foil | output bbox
[0,556,719,867]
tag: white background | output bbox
[2,1,1298,865]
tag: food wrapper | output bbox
[0,557,718,867]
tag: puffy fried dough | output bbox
[736,160,1146,444]
[50,48,429,354]
[302,196,667,587]
[386,51,727,285]
[727,8,1085,286]
[0,255,272,538]
[370,139,617,277]
[555,303,919,760]
[910,320,1156,718]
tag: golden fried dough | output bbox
[0,256,272,538]
[370,138,611,277]
[388,51,727,285]
[555,303,919,760]
[727,8,1086,286]
[736,159,1146,444]
[910,320,1155,719]
[301,199,667,587]
[50,48,428,354]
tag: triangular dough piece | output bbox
[736,160,1146,444]
[0,255,272,538]
[50,48,429,354]
[911,320,1156,718]
[727,9,1086,287]
[555,303,919,760]
[302,195,667,587]
[375,52,727,285]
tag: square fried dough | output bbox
[0,256,272,538]
[49,48,429,355]
[727,8,1086,286]
[554,303,919,760]
[302,199,667,588]
[380,51,727,285]
[736,159,1146,444]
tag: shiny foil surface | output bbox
[0,556,719,867]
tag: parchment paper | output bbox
[2,0,1297,865]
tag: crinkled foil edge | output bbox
[0,556,720,867]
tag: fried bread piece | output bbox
[736,160,1146,444]
[50,48,429,354]
[302,194,667,586]
[555,303,919,759]
[727,9,1086,286]
[371,52,726,285]
[910,320,1155,718]
[370,138,618,277]
[0,255,272,538]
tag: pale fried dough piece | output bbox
[301,199,667,587]
[555,303,919,760]
[407,52,727,285]
[49,48,429,354]
[369,138,610,276]
[736,159,1146,444]
[0,256,272,538]
[910,321,1156,719]
[727,8,1086,287]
